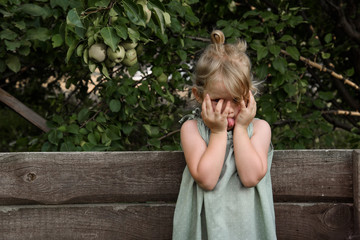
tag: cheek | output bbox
[234,105,241,115]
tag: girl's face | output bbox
[202,80,242,129]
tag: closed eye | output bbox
[233,98,240,103]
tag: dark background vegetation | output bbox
[0,0,359,151]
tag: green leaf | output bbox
[318,91,334,100]
[13,21,26,30]
[148,138,161,148]
[26,28,51,41]
[268,44,281,56]
[152,7,165,34]
[127,27,140,43]
[95,0,110,7]
[148,0,166,12]
[272,57,287,74]
[243,10,259,18]
[5,55,20,73]
[175,49,187,61]
[321,52,331,59]
[286,46,300,60]
[50,0,69,11]
[123,0,146,27]
[152,66,163,77]
[114,24,128,40]
[324,33,332,43]
[255,63,268,80]
[5,40,21,51]
[96,113,107,123]
[77,108,89,123]
[52,34,63,48]
[18,4,49,17]
[0,29,17,40]
[279,35,296,44]
[66,8,84,29]
[143,124,160,137]
[100,27,121,51]
[67,124,79,134]
[60,141,76,151]
[79,128,88,135]
[88,133,97,145]
[66,40,77,63]
[257,46,268,61]
[48,130,63,145]
[109,99,121,112]
[284,83,297,97]
[250,26,263,33]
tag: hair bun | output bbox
[211,30,225,45]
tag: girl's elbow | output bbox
[241,172,267,188]
[241,178,260,188]
[197,179,217,191]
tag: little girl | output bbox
[173,30,277,240]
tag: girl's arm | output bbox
[181,95,230,191]
[233,92,271,188]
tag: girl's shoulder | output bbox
[181,119,198,132]
[252,118,271,136]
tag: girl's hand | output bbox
[201,94,230,133]
[235,91,257,129]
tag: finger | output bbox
[202,96,208,116]
[248,91,256,109]
[240,98,246,110]
[205,94,212,112]
[222,100,231,116]
[215,99,224,114]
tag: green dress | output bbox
[173,109,277,240]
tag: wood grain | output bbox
[0,151,186,204]
[0,203,174,240]
[272,150,353,202]
[275,203,354,240]
[0,202,355,240]
[0,150,354,204]
[354,150,360,235]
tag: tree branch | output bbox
[281,49,360,91]
[322,110,360,117]
[325,0,360,44]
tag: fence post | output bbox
[354,150,360,235]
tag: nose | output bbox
[222,100,235,115]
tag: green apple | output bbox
[88,43,107,63]
[122,41,138,50]
[107,45,126,63]
[122,49,137,66]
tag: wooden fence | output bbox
[0,150,359,239]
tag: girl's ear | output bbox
[192,87,203,103]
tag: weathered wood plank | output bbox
[354,150,360,235]
[272,150,353,202]
[275,203,354,240]
[0,152,186,204]
[0,202,354,240]
[0,150,353,204]
[0,203,174,240]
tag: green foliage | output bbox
[0,0,359,151]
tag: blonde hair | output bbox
[194,30,258,102]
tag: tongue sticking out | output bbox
[227,118,235,129]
